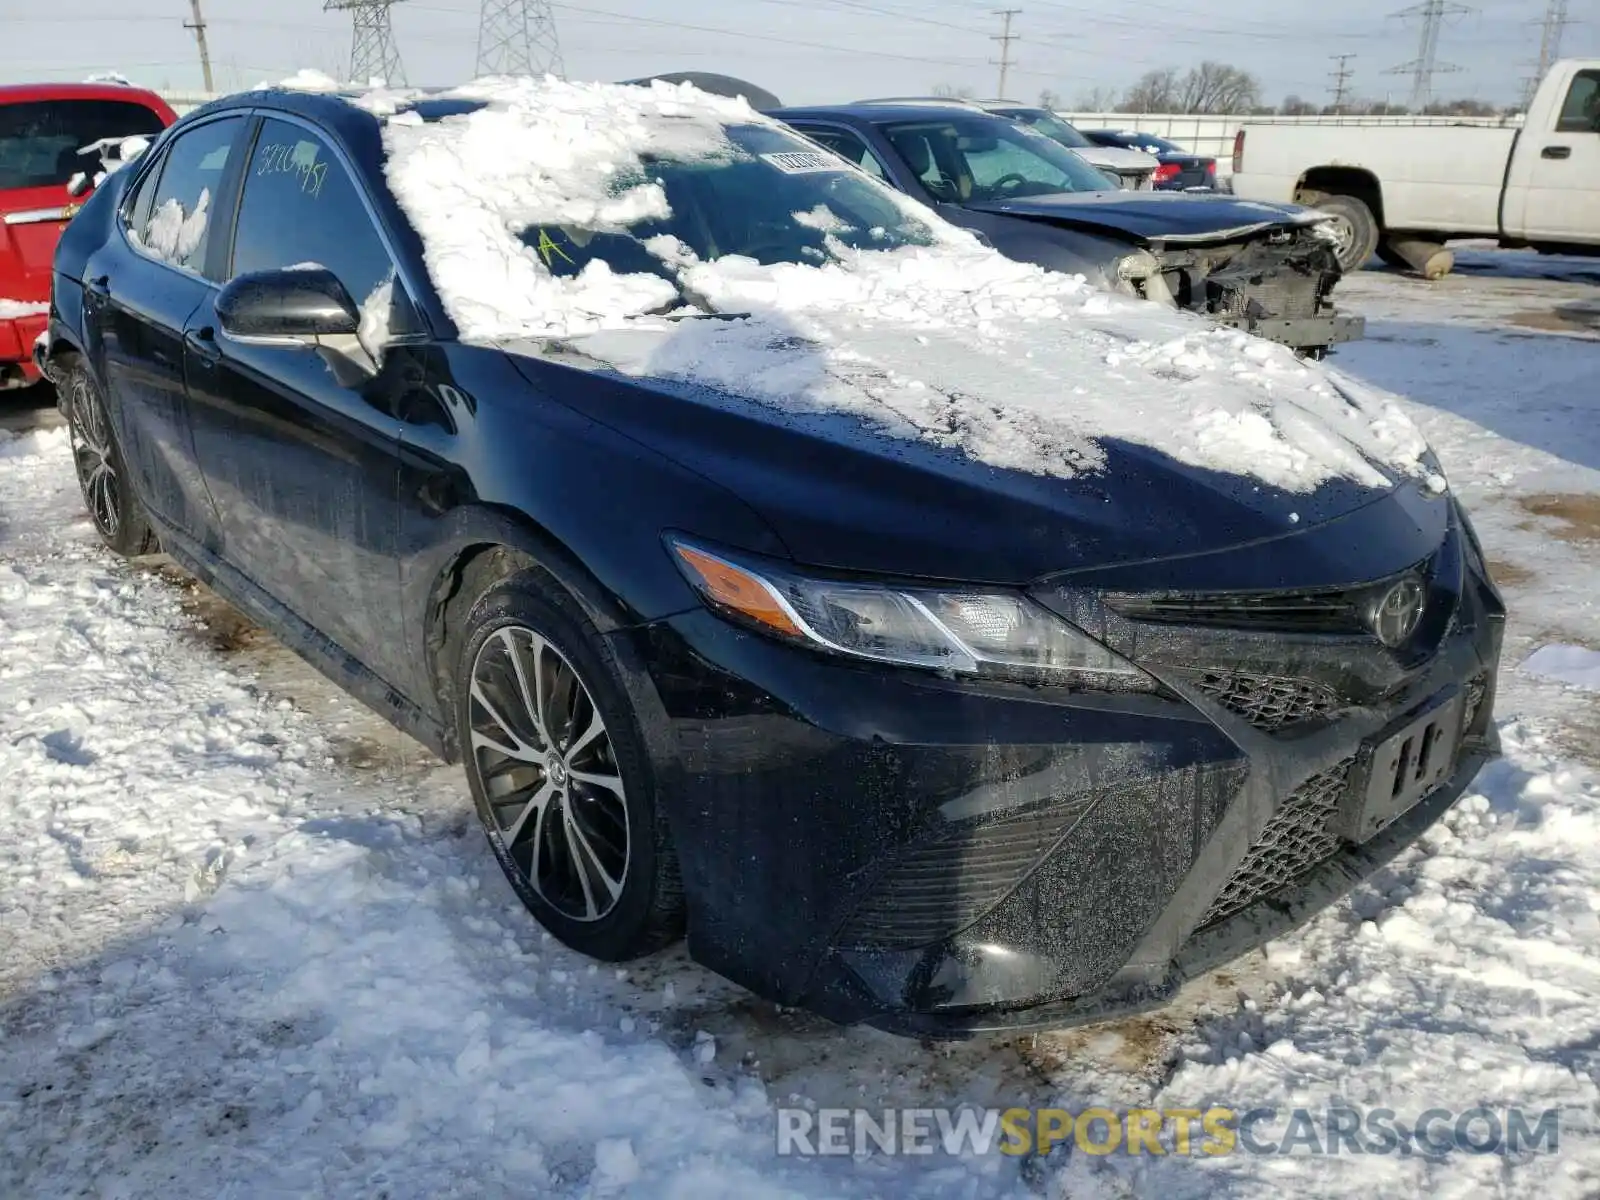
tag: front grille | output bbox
[1188,669,1340,731]
[837,794,1095,950]
[1107,587,1372,634]
[1200,758,1354,928]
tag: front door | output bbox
[1509,67,1600,242]
[185,115,420,689]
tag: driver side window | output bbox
[1556,70,1600,133]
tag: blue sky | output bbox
[2,0,1593,107]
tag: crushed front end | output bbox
[1124,223,1364,356]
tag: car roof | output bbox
[0,81,172,108]
[768,103,1004,124]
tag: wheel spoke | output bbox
[469,680,541,762]
[500,780,556,848]
[498,628,550,750]
[565,803,624,908]
[565,701,606,760]
[569,767,624,799]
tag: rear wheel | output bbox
[1299,190,1379,273]
[62,357,157,558]
[453,571,684,960]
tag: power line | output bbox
[1328,52,1356,109]
[1385,0,1470,110]
[325,0,408,85]
[476,0,565,76]
[184,0,214,93]
[991,8,1021,99]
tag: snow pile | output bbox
[67,134,152,195]
[0,299,48,319]
[1523,644,1600,692]
[347,76,1437,496]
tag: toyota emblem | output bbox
[1370,577,1426,647]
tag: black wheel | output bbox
[453,572,683,960]
[62,357,157,558]
[1299,190,1380,273]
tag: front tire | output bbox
[1299,190,1380,273]
[62,357,157,558]
[453,571,684,961]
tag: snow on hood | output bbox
[326,74,1436,496]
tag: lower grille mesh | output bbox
[1200,758,1355,928]
[1190,670,1340,732]
[837,795,1095,950]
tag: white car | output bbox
[854,97,1159,190]
[1230,58,1600,277]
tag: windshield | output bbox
[998,109,1094,149]
[1105,132,1183,154]
[0,99,166,191]
[520,124,936,285]
[880,115,1115,202]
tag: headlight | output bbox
[668,538,1145,685]
[1115,249,1157,281]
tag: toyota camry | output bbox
[38,76,1503,1035]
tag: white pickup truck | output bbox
[1230,58,1599,277]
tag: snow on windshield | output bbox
[326,74,1433,496]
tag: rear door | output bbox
[83,113,248,540]
[185,114,419,688]
[1507,67,1600,241]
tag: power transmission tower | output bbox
[184,0,214,93]
[1522,0,1571,108]
[1328,53,1356,110]
[991,9,1021,100]
[476,0,564,77]
[325,0,408,86]
[1386,0,1469,111]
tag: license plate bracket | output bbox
[1336,690,1465,844]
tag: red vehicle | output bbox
[1,82,175,389]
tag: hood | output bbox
[1073,145,1158,174]
[966,190,1323,245]
[509,342,1444,587]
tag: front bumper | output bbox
[1,310,47,388]
[619,510,1504,1035]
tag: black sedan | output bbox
[1085,129,1219,191]
[771,103,1360,355]
[39,81,1502,1036]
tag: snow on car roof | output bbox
[299,73,1436,498]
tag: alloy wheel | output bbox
[1324,214,1356,259]
[468,625,630,922]
[69,376,121,539]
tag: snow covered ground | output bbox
[2,250,1598,1197]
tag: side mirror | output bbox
[216,267,359,341]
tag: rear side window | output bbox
[1555,70,1600,133]
[229,119,399,319]
[0,99,166,191]
[798,128,890,182]
[134,116,244,276]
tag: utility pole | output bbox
[1522,0,1571,109]
[991,9,1021,101]
[1385,0,1469,111]
[476,0,565,77]
[184,0,214,93]
[1328,53,1356,111]
[325,0,408,86]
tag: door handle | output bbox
[184,325,221,364]
[1541,145,1571,160]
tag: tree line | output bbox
[937,62,1516,117]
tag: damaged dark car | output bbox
[771,102,1363,355]
[42,82,1498,1040]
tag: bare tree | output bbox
[1119,68,1180,113]
[1178,61,1261,114]
[1279,94,1319,116]
[1072,85,1121,111]
[1038,88,1063,109]
[931,82,976,99]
